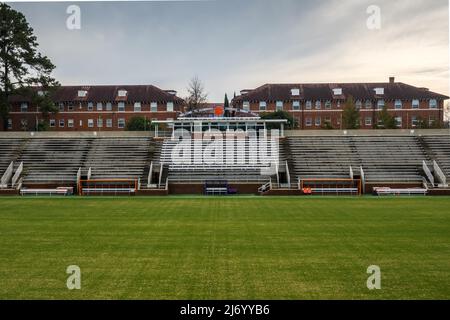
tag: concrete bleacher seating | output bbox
[82,138,153,181]
[160,137,281,183]
[287,136,360,180]
[15,138,92,185]
[0,138,26,176]
[352,136,427,183]
[422,135,450,179]
[287,135,428,184]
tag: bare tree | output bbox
[185,76,208,112]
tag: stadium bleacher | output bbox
[287,135,429,184]
[1,131,450,195]
[159,137,281,183]
[352,136,428,183]
[286,136,360,181]
[15,138,92,185]
[0,138,26,175]
[82,137,153,181]
[421,135,450,180]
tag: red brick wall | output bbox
[4,101,183,131]
[237,99,444,129]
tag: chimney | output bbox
[389,76,395,84]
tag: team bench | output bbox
[20,187,74,196]
[373,187,428,196]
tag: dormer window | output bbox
[37,90,46,97]
[377,99,385,109]
[166,102,174,112]
[332,88,342,95]
[291,88,300,96]
[243,101,250,111]
[78,90,88,98]
[412,99,420,109]
[118,90,127,97]
[395,100,402,109]
[374,87,384,95]
[355,100,362,109]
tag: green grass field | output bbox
[0,196,449,300]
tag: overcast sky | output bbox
[9,0,450,102]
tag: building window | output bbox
[68,119,74,128]
[78,90,87,98]
[429,99,437,109]
[49,119,55,127]
[377,100,385,109]
[292,101,300,110]
[7,119,12,129]
[365,117,372,126]
[150,102,158,112]
[259,101,267,111]
[411,116,418,127]
[332,88,342,95]
[68,103,74,111]
[118,90,127,97]
[355,100,362,109]
[118,102,125,112]
[305,117,312,126]
[58,103,64,112]
[88,119,94,128]
[291,88,300,96]
[306,101,312,110]
[395,116,402,128]
[106,102,112,111]
[374,87,384,95]
[97,118,103,127]
[79,120,83,127]
[412,99,420,109]
[315,117,321,126]
[97,102,103,111]
[106,119,112,128]
[167,102,174,112]
[243,101,250,111]
[276,101,283,111]
[395,100,402,109]
[59,119,65,127]
[324,117,331,124]
[88,102,93,111]
[20,103,28,113]
[134,102,142,112]
[325,101,332,109]
[118,118,125,128]
[315,101,321,109]
[365,100,372,109]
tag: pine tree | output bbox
[342,96,360,129]
[377,106,396,129]
[0,3,59,130]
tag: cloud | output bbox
[10,0,449,101]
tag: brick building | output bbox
[2,85,185,131]
[232,77,449,129]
